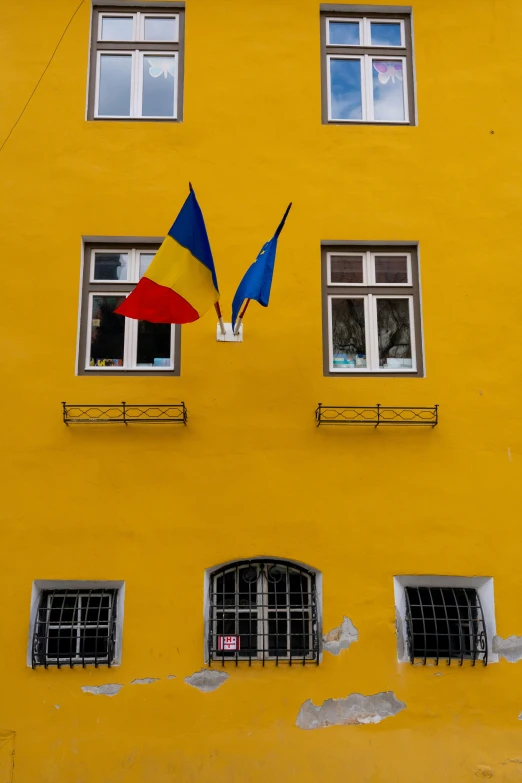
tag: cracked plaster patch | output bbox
[322,616,358,656]
[493,635,522,662]
[296,691,406,730]
[184,669,229,692]
[81,684,123,697]
[130,678,159,685]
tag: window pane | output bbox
[238,565,258,607]
[331,298,367,368]
[377,298,412,368]
[100,16,134,41]
[328,20,360,45]
[48,594,79,624]
[370,22,402,46]
[136,322,172,367]
[372,60,405,121]
[330,255,364,284]
[374,255,409,284]
[142,56,176,117]
[329,59,362,120]
[98,55,132,116]
[81,627,109,658]
[83,594,112,624]
[139,253,155,279]
[143,17,177,41]
[93,252,129,281]
[89,295,126,367]
[47,627,76,659]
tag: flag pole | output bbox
[189,183,225,336]
[215,302,226,335]
[234,299,250,336]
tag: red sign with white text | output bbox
[218,635,240,651]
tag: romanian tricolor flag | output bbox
[116,186,219,323]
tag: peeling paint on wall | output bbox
[322,616,358,655]
[395,607,405,661]
[184,669,229,692]
[166,675,176,680]
[81,684,123,697]
[130,678,159,685]
[296,692,406,730]
[493,635,522,662]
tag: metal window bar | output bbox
[62,402,187,425]
[315,403,438,427]
[404,586,487,666]
[32,589,118,668]
[208,560,319,666]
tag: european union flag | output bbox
[231,204,292,330]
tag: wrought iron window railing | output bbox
[62,401,187,424]
[32,589,118,669]
[208,560,320,666]
[405,586,487,666]
[316,403,438,426]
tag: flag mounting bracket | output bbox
[216,322,243,343]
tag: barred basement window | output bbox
[207,559,320,665]
[405,586,488,666]
[31,588,120,668]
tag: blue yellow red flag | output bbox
[231,204,292,330]
[116,186,219,323]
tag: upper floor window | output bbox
[88,6,184,120]
[206,559,320,665]
[322,244,423,376]
[78,242,180,375]
[322,8,415,124]
[29,581,125,668]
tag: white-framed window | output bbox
[323,12,414,124]
[79,244,180,375]
[89,7,183,120]
[323,248,422,375]
[394,576,497,666]
[28,580,125,668]
[205,559,322,664]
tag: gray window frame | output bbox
[321,242,424,377]
[88,3,185,122]
[320,5,415,126]
[78,238,181,376]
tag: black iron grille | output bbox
[32,589,118,668]
[208,560,319,665]
[405,586,488,666]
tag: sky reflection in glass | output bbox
[329,59,362,120]
[372,61,405,121]
[370,22,402,46]
[328,20,360,45]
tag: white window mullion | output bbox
[132,51,140,117]
[364,250,372,285]
[408,296,417,370]
[125,317,137,369]
[76,598,82,657]
[362,16,371,45]
[257,571,268,661]
[364,54,373,121]
[367,294,379,371]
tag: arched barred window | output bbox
[207,559,320,665]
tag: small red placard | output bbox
[218,635,240,651]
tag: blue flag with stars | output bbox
[231,204,292,329]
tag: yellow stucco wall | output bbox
[1,0,522,780]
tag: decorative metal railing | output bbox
[315,403,438,427]
[62,402,187,425]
